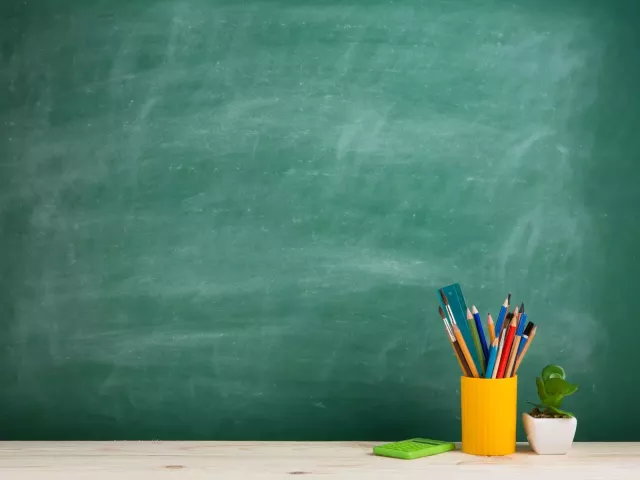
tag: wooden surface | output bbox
[0,442,639,479]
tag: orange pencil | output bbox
[514,324,537,374]
[487,313,496,344]
[496,315,516,378]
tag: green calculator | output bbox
[373,438,456,460]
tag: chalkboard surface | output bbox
[2,0,640,440]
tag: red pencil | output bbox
[496,315,517,378]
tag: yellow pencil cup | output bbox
[460,376,517,456]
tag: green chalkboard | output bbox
[2,0,640,440]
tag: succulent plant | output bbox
[531,364,579,417]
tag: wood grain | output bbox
[0,442,639,480]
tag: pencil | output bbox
[494,294,509,334]
[487,313,496,343]
[492,329,506,379]
[496,315,517,378]
[467,308,485,375]
[517,311,528,337]
[505,334,522,378]
[472,305,489,364]
[514,323,537,374]
[438,307,471,376]
[484,338,499,379]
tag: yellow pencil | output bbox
[487,313,496,344]
[514,324,537,374]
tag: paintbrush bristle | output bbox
[438,306,446,319]
[524,322,535,336]
[520,302,525,313]
[439,289,449,305]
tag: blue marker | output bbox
[484,339,499,378]
[494,294,510,333]
[472,305,489,361]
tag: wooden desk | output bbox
[0,442,638,479]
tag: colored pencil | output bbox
[517,311,528,337]
[514,323,536,374]
[487,313,496,344]
[467,308,485,375]
[484,338,499,379]
[472,305,489,364]
[504,305,526,377]
[438,306,471,376]
[494,295,509,334]
[505,330,523,377]
[496,315,516,378]
[492,329,506,379]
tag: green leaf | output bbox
[544,405,574,417]
[536,377,547,403]
[544,377,578,396]
[543,394,565,408]
[542,364,566,381]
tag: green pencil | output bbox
[466,308,485,374]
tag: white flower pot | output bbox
[522,413,577,455]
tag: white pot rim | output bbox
[523,412,576,421]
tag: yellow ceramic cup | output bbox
[460,376,517,456]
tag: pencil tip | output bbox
[471,305,478,314]
[466,307,472,318]
[438,306,446,319]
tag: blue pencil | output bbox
[516,312,527,336]
[471,305,489,362]
[484,339,499,378]
[494,294,509,333]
